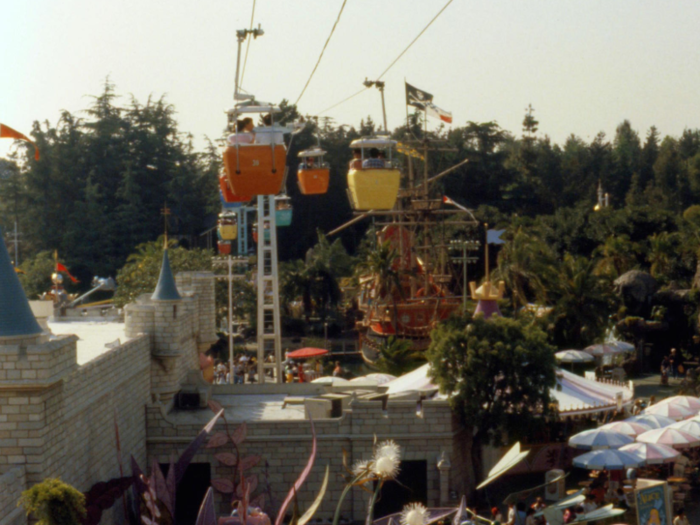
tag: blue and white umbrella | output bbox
[573,449,644,470]
[568,428,634,450]
[625,414,676,429]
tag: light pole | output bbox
[363,79,388,132]
[213,255,249,384]
[449,239,481,314]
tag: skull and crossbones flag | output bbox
[405,82,453,124]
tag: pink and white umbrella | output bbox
[668,419,700,437]
[619,443,680,464]
[656,395,700,412]
[636,427,700,449]
[601,421,651,437]
[626,414,676,429]
[642,402,696,421]
[583,343,620,356]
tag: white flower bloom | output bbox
[373,454,400,479]
[375,440,401,461]
[352,459,372,477]
[401,503,428,525]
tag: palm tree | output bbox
[493,227,555,309]
[376,336,425,376]
[356,241,405,329]
[647,232,676,282]
[549,254,615,348]
[594,234,638,278]
[279,260,312,319]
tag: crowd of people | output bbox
[214,355,257,384]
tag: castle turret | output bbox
[0,228,43,343]
[152,247,181,302]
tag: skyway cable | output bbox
[314,0,455,116]
[295,0,349,106]
[239,0,257,89]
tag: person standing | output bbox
[333,361,342,377]
[673,508,690,525]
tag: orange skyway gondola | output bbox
[219,173,251,203]
[223,104,290,197]
[297,147,329,195]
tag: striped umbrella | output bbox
[643,402,696,421]
[668,418,700,437]
[573,449,644,470]
[620,443,680,464]
[568,428,634,450]
[637,427,700,449]
[583,343,620,356]
[625,414,676,429]
[601,421,650,437]
[656,395,700,412]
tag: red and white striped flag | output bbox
[426,102,452,124]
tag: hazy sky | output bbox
[2,0,700,159]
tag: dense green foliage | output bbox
[1,81,219,284]
[19,478,86,525]
[5,83,700,352]
[427,315,556,488]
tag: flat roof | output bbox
[169,394,310,424]
[47,319,129,365]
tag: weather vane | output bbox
[161,202,171,247]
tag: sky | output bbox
[2,0,700,159]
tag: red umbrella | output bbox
[286,347,328,359]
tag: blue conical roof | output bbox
[0,228,42,338]
[151,248,181,301]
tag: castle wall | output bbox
[146,397,458,520]
[0,467,26,525]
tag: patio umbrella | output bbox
[636,427,700,449]
[286,347,328,359]
[625,414,676,429]
[668,418,700,437]
[568,428,634,450]
[583,343,620,356]
[350,373,396,385]
[619,443,680,464]
[555,350,595,363]
[643,402,696,421]
[656,395,700,412]
[609,341,635,353]
[600,421,650,437]
[572,449,644,470]
[311,376,350,386]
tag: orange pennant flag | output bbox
[0,123,40,160]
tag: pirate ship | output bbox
[331,118,479,363]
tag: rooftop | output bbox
[169,394,310,424]
[47,319,129,365]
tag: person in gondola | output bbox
[349,148,362,170]
[255,114,284,145]
[301,156,315,170]
[228,118,255,145]
[362,147,385,169]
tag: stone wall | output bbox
[125,271,217,403]
[146,397,459,520]
[0,335,150,522]
[0,467,26,525]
